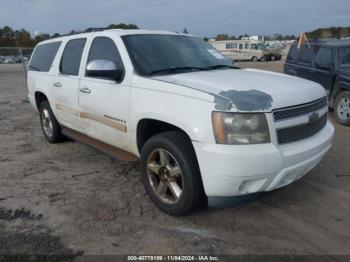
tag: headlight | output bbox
[212,112,270,144]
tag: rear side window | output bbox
[86,37,124,76]
[60,38,86,76]
[287,45,299,62]
[29,42,61,72]
[299,46,315,64]
[316,47,332,65]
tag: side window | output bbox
[29,42,61,72]
[60,38,86,76]
[316,47,332,65]
[244,43,249,49]
[226,43,237,49]
[239,44,243,50]
[251,44,257,50]
[86,37,124,77]
[339,47,350,68]
[299,45,315,64]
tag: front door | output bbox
[53,38,86,131]
[78,36,130,148]
[313,47,334,94]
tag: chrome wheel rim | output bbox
[41,109,53,138]
[337,97,350,121]
[147,149,184,204]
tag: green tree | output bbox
[106,23,138,29]
[215,34,229,41]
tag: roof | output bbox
[37,29,193,45]
[293,38,350,47]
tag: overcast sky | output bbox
[1,0,350,37]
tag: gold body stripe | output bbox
[55,104,127,133]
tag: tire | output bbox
[334,91,350,126]
[140,131,204,216]
[252,56,259,62]
[39,100,66,143]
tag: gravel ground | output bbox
[0,62,350,260]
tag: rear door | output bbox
[53,38,86,131]
[312,46,334,94]
[78,36,131,148]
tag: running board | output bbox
[61,127,139,162]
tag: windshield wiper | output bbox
[147,66,209,76]
[206,64,240,70]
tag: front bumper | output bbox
[193,121,334,201]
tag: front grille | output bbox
[273,97,327,121]
[277,114,327,144]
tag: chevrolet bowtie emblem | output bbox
[308,112,320,124]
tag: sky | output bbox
[1,0,350,37]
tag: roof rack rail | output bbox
[84,27,106,32]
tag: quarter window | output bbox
[86,37,124,77]
[316,48,332,65]
[60,38,86,76]
[299,45,315,64]
[29,42,61,72]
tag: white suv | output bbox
[27,29,334,216]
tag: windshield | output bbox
[339,47,350,68]
[122,34,234,76]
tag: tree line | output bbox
[212,26,350,41]
[0,23,139,48]
[1,24,350,48]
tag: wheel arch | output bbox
[34,91,49,110]
[330,80,350,108]
[136,118,195,155]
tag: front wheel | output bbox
[252,56,259,62]
[334,91,350,125]
[140,131,204,216]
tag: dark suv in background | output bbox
[284,39,350,125]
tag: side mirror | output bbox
[86,59,124,81]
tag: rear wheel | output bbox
[39,100,66,143]
[140,131,204,216]
[334,91,350,126]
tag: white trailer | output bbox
[209,39,267,61]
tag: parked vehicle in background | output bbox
[27,29,333,216]
[284,39,350,125]
[209,39,266,61]
[209,39,282,62]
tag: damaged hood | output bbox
[151,68,327,112]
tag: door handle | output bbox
[79,87,91,94]
[54,82,62,87]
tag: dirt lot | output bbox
[1,62,350,260]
